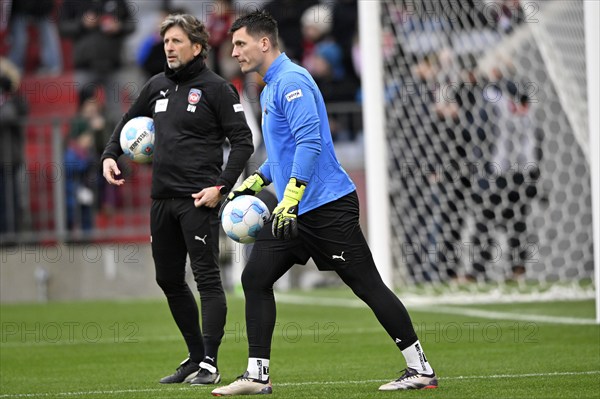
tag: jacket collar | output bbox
[263,53,289,84]
[165,55,206,83]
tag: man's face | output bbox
[163,25,201,70]
[231,27,265,75]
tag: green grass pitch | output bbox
[1,290,598,398]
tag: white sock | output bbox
[199,361,217,373]
[247,357,270,381]
[401,340,434,375]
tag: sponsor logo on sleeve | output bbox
[285,89,303,102]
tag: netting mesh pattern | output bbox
[382,0,593,288]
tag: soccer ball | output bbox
[120,116,155,163]
[221,195,270,244]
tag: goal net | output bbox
[380,0,594,300]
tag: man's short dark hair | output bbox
[160,14,210,59]
[229,10,279,48]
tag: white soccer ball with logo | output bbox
[120,116,155,163]
[221,195,270,244]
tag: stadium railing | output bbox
[1,103,363,246]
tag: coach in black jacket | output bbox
[102,14,253,385]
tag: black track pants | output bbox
[241,191,418,359]
[151,198,226,363]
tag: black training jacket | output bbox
[102,56,253,199]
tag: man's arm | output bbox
[214,82,254,191]
[269,73,322,239]
[101,78,154,185]
[278,73,322,183]
[194,82,253,208]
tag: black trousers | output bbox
[151,198,226,363]
[242,191,418,359]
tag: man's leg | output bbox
[303,192,437,390]
[178,202,226,384]
[211,224,307,396]
[334,258,437,386]
[151,199,203,383]
[8,15,28,72]
[242,225,305,363]
[37,17,63,74]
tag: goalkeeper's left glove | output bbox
[271,178,307,240]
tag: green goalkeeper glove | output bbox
[271,178,307,240]
[219,171,270,218]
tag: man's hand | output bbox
[192,187,222,208]
[218,171,270,217]
[271,178,306,240]
[102,158,124,186]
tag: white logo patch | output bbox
[233,103,244,112]
[155,98,168,113]
[194,235,207,244]
[285,89,303,102]
[332,251,346,261]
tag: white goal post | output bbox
[583,0,600,323]
[358,0,393,288]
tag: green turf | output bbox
[1,291,599,398]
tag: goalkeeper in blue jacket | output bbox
[212,11,438,395]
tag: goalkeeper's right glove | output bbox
[271,178,306,240]
[218,171,271,218]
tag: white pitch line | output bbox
[274,293,599,325]
[278,370,600,385]
[0,371,598,398]
[426,305,599,325]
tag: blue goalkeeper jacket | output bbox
[258,53,356,215]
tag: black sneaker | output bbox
[190,362,221,385]
[159,358,200,384]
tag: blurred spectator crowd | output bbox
[0,0,362,242]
